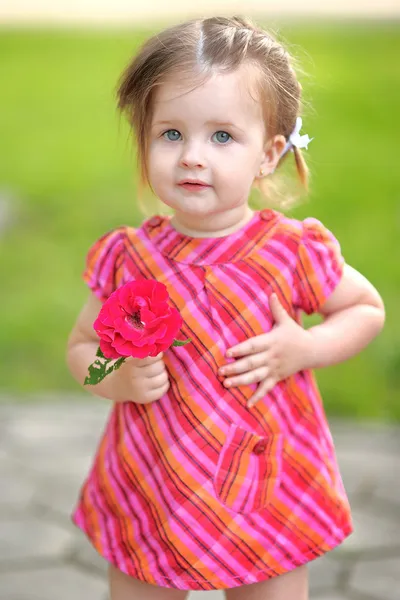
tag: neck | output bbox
[169,205,255,238]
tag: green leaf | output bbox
[96,346,106,359]
[105,363,114,376]
[84,354,113,385]
[113,357,126,371]
[84,352,126,385]
[172,338,192,347]
[85,362,106,385]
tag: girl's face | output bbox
[148,65,285,235]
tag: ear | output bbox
[257,134,286,178]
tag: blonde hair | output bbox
[117,16,309,214]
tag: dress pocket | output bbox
[212,423,282,513]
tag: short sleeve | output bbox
[82,227,126,302]
[293,218,345,314]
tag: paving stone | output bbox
[329,507,400,558]
[330,420,400,456]
[335,447,400,484]
[5,405,108,448]
[0,565,108,600]
[367,457,400,508]
[0,397,110,431]
[335,452,374,499]
[299,421,385,501]
[9,436,97,479]
[0,399,107,450]
[372,482,400,509]
[336,451,400,508]
[348,556,400,600]
[0,454,36,509]
[73,537,109,574]
[33,474,84,517]
[189,591,223,599]
[1,400,109,478]
[310,594,353,600]
[12,448,94,479]
[0,516,74,562]
[308,555,344,593]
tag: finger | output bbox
[143,361,167,378]
[219,352,269,376]
[269,293,290,325]
[227,334,270,358]
[224,366,269,388]
[136,353,164,366]
[146,379,170,401]
[247,378,277,408]
[149,371,169,389]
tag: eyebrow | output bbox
[207,120,245,132]
[152,119,244,133]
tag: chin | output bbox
[175,201,217,215]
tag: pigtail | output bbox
[293,146,309,190]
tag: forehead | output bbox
[151,65,264,126]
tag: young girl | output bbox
[67,16,385,600]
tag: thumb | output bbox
[269,293,289,324]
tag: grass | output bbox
[0,22,399,420]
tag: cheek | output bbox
[218,153,257,187]
[214,149,241,176]
[148,146,172,180]
[218,145,259,174]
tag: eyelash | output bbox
[161,129,233,144]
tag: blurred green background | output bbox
[0,22,398,420]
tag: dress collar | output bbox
[141,209,280,265]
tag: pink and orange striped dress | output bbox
[72,208,353,591]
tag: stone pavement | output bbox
[1,397,400,600]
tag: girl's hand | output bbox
[112,353,170,404]
[218,294,312,408]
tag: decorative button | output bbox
[252,439,267,454]
[147,215,162,228]
[260,209,274,221]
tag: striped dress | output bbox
[72,208,353,591]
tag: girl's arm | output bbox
[66,294,120,399]
[220,264,385,406]
[66,293,170,404]
[304,264,385,369]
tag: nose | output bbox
[179,141,205,169]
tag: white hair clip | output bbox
[281,117,313,157]
[266,117,313,175]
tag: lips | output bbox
[178,180,211,191]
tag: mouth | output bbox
[178,181,211,191]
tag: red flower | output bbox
[93,280,183,359]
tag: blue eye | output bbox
[213,131,231,144]
[163,129,181,141]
